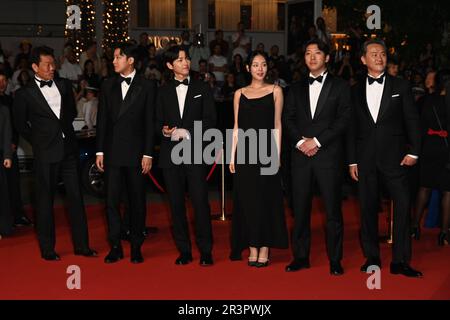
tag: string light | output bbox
[64,0,96,61]
[102,0,130,49]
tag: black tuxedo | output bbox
[97,74,156,246]
[13,78,90,254]
[156,79,217,168]
[156,78,216,255]
[283,73,351,263]
[347,74,421,263]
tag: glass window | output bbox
[208,0,286,31]
[138,0,190,28]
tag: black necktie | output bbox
[368,74,384,85]
[175,78,189,87]
[308,75,323,85]
[120,76,132,85]
[36,78,53,88]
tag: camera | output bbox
[193,33,205,47]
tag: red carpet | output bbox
[0,197,449,300]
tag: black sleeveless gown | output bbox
[230,91,288,259]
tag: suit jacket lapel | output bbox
[111,77,122,121]
[300,80,312,121]
[313,74,332,119]
[53,79,65,120]
[376,74,392,122]
[169,81,182,123]
[117,75,143,120]
[360,81,375,124]
[28,81,59,120]
[181,80,195,120]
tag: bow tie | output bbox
[175,78,189,87]
[120,76,132,85]
[308,75,324,85]
[368,74,384,85]
[36,78,53,88]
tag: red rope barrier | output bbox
[147,148,224,192]
[147,171,166,193]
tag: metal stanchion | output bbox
[212,146,231,221]
[387,200,394,244]
[380,199,394,244]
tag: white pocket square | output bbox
[194,94,202,98]
[392,94,400,97]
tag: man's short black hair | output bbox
[198,59,208,65]
[361,39,387,57]
[164,45,189,66]
[30,46,55,66]
[115,42,139,66]
[303,39,330,56]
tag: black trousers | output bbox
[291,164,344,263]
[358,166,412,264]
[34,153,89,254]
[6,152,25,219]
[163,165,212,255]
[105,165,146,246]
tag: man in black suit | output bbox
[156,45,216,266]
[0,72,32,228]
[13,46,96,260]
[347,39,422,277]
[96,43,156,264]
[283,39,351,275]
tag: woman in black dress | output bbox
[411,70,450,245]
[229,52,288,267]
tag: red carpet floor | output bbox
[0,197,449,300]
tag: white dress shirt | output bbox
[175,75,189,118]
[296,71,327,149]
[366,73,385,123]
[83,98,98,130]
[35,76,61,119]
[166,76,190,141]
[35,76,64,138]
[120,69,136,100]
[97,69,151,158]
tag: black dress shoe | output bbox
[175,253,193,265]
[285,259,310,272]
[330,261,344,276]
[255,259,270,268]
[14,216,33,227]
[41,252,61,261]
[360,258,382,272]
[131,246,144,264]
[248,257,258,267]
[199,253,214,266]
[390,263,423,278]
[74,248,98,257]
[104,246,124,264]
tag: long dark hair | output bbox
[246,51,269,67]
